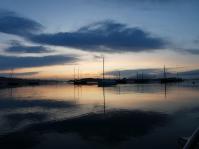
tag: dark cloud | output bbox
[182,49,199,55]
[5,41,51,53]
[29,20,167,53]
[0,55,78,70]
[0,10,43,37]
[0,10,167,53]
[102,0,196,5]
[194,39,199,44]
[0,71,40,77]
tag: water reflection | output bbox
[0,98,77,109]
[0,110,170,149]
[103,86,106,114]
[4,112,48,129]
[0,82,199,149]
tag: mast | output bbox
[177,72,179,78]
[74,67,76,82]
[142,72,144,80]
[102,56,105,81]
[78,67,80,80]
[10,68,14,79]
[164,65,167,79]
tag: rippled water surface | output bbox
[0,81,199,149]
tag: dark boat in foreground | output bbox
[178,126,199,149]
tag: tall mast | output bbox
[103,56,105,80]
[164,65,167,79]
[10,68,14,79]
[142,72,144,80]
[74,67,75,81]
[177,72,179,78]
[78,67,80,80]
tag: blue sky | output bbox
[0,0,199,79]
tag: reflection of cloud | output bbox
[0,55,78,70]
[4,112,48,129]
[30,20,167,53]
[178,106,199,114]
[0,110,170,149]
[107,84,165,94]
[0,98,77,109]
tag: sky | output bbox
[0,0,199,79]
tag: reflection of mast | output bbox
[73,85,80,104]
[118,85,121,95]
[9,88,13,97]
[164,83,167,99]
[103,87,106,115]
[77,85,79,101]
[73,84,75,100]
[73,84,77,103]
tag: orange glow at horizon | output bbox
[1,49,199,79]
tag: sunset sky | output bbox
[0,0,199,79]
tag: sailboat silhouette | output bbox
[98,56,117,87]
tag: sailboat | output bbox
[178,126,199,149]
[73,67,87,85]
[160,65,183,83]
[98,56,117,87]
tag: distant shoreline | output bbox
[0,77,62,89]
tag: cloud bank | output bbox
[5,41,51,53]
[181,49,199,55]
[0,71,40,77]
[29,21,167,53]
[0,10,43,37]
[0,10,167,53]
[0,55,78,70]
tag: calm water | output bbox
[0,81,199,149]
